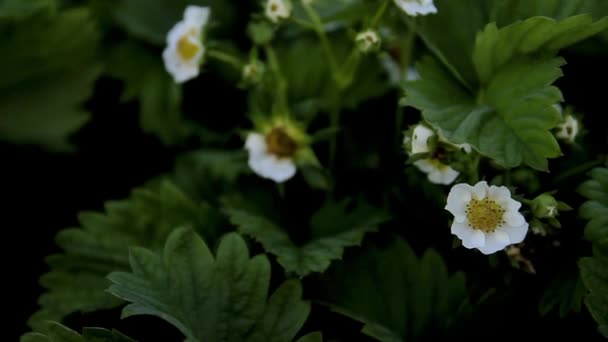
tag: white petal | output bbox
[248,152,296,183]
[245,133,266,154]
[167,22,187,44]
[163,46,201,83]
[445,183,472,219]
[406,67,420,81]
[394,0,437,16]
[163,7,208,84]
[472,181,488,199]
[488,185,511,204]
[478,230,510,255]
[459,143,472,153]
[502,223,528,244]
[441,166,460,185]
[411,124,435,154]
[504,211,526,227]
[428,169,444,184]
[414,159,435,173]
[184,5,210,26]
[506,198,522,212]
[460,227,485,249]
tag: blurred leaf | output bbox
[291,0,365,33]
[301,165,332,190]
[22,322,134,342]
[106,41,186,145]
[110,0,235,45]
[295,332,323,342]
[171,148,249,202]
[487,0,594,25]
[0,0,54,20]
[224,199,390,277]
[108,228,311,342]
[578,168,608,336]
[28,181,220,331]
[0,8,100,150]
[580,249,608,338]
[276,34,389,116]
[315,238,470,342]
[539,270,585,317]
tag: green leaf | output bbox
[405,57,563,170]
[315,238,470,341]
[21,322,134,342]
[0,8,100,150]
[415,0,488,89]
[487,0,595,25]
[578,168,608,242]
[580,252,608,337]
[110,0,235,45]
[473,15,608,84]
[578,168,608,336]
[29,181,219,331]
[276,34,389,117]
[106,41,186,145]
[295,332,323,342]
[224,199,390,277]
[539,269,585,317]
[108,228,311,342]
[171,149,249,202]
[0,0,54,20]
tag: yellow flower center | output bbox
[466,198,505,232]
[177,35,201,61]
[265,127,298,158]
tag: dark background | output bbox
[3,42,608,341]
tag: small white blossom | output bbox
[394,0,437,16]
[245,128,298,183]
[555,114,579,143]
[163,6,210,83]
[265,0,291,23]
[414,159,459,185]
[411,124,434,154]
[446,181,529,255]
[355,30,381,53]
[406,67,420,81]
[242,61,264,84]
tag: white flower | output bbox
[411,124,434,154]
[406,67,420,81]
[394,0,437,16]
[245,128,298,183]
[414,159,459,185]
[355,30,381,53]
[242,61,264,84]
[265,0,291,23]
[555,114,579,143]
[163,6,210,83]
[445,181,529,255]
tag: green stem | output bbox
[292,17,316,30]
[265,45,289,116]
[329,98,341,168]
[469,154,481,184]
[553,159,606,184]
[207,49,242,70]
[370,0,390,28]
[400,20,416,72]
[302,3,339,81]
